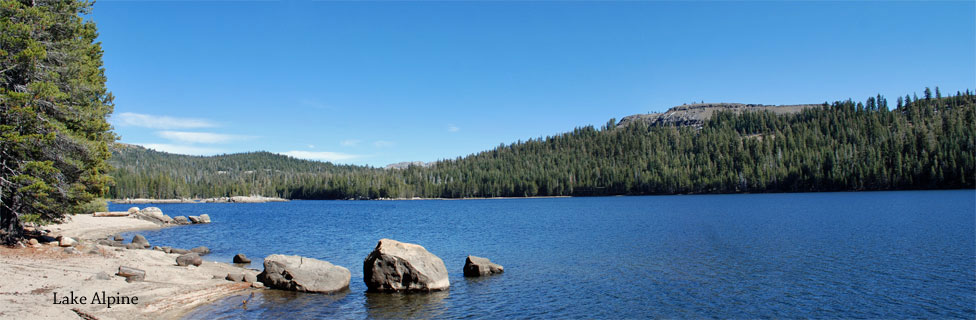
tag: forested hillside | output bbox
[108,89,975,200]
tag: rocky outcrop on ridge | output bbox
[617,103,821,129]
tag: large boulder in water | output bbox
[463,255,504,277]
[257,254,350,294]
[363,239,450,292]
[198,214,211,224]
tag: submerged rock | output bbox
[463,255,504,277]
[190,246,210,255]
[363,239,450,292]
[257,254,350,294]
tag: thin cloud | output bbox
[447,125,460,132]
[373,140,394,148]
[341,139,361,147]
[157,131,245,144]
[137,143,224,156]
[114,112,216,129]
[281,151,362,162]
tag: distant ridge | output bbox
[617,103,822,128]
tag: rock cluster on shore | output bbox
[97,207,212,226]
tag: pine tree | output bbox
[0,0,115,243]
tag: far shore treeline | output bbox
[109,91,975,200]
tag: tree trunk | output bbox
[0,204,23,245]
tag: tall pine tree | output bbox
[0,0,115,243]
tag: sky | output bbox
[91,0,975,167]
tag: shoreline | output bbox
[110,195,288,204]
[0,214,259,319]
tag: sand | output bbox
[0,214,260,319]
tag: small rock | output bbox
[251,282,264,288]
[190,246,210,255]
[225,273,245,282]
[28,238,39,246]
[198,214,211,224]
[127,207,140,214]
[463,255,504,277]
[63,247,78,254]
[124,243,143,250]
[131,234,150,248]
[170,248,190,254]
[96,239,113,246]
[176,253,202,267]
[173,216,190,225]
[244,273,257,283]
[188,216,201,224]
[59,237,77,247]
[153,246,163,251]
[117,266,145,282]
[233,253,251,264]
[113,235,124,242]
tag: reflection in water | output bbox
[185,289,350,320]
[364,291,450,319]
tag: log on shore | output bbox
[93,211,130,217]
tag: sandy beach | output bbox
[0,214,258,319]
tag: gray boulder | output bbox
[198,214,211,223]
[131,234,150,248]
[176,253,202,267]
[135,207,173,224]
[463,255,504,277]
[363,239,450,292]
[188,216,201,224]
[225,273,244,282]
[257,254,350,294]
[233,253,251,264]
[117,266,145,282]
[244,273,257,283]
[190,246,210,255]
[172,216,190,225]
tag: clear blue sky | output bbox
[92,1,975,167]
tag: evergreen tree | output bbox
[0,0,115,243]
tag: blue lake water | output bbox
[111,190,976,319]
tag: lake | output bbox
[111,190,976,319]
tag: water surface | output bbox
[112,190,976,318]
